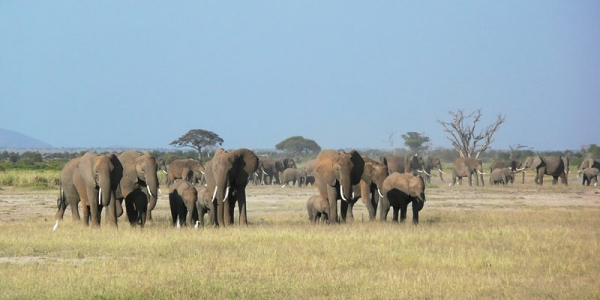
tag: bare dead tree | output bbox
[509,144,527,160]
[438,109,505,158]
[382,132,396,155]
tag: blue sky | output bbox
[1,1,598,152]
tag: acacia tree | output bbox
[437,109,505,158]
[401,132,430,153]
[275,136,321,159]
[170,129,224,161]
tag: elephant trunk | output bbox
[145,174,159,212]
[98,176,113,207]
[339,175,352,202]
[438,169,445,182]
[215,174,230,203]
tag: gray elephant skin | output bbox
[124,188,148,227]
[56,152,122,227]
[422,156,445,183]
[380,173,426,224]
[522,156,568,185]
[168,180,199,227]
[314,150,365,223]
[347,157,388,222]
[581,167,598,186]
[204,148,259,227]
[167,158,205,185]
[490,168,514,186]
[195,185,213,226]
[306,195,330,224]
[380,153,426,176]
[280,168,307,187]
[451,157,485,186]
[578,158,600,177]
[490,160,524,184]
[116,151,160,225]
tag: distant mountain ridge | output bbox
[0,128,53,149]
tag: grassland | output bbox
[0,170,599,299]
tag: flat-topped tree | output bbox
[170,129,224,161]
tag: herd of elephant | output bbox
[53,148,600,230]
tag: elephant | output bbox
[306,195,330,224]
[195,185,213,226]
[258,158,285,185]
[55,156,83,225]
[167,158,205,185]
[577,158,600,177]
[156,158,169,184]
[490,168,514,186]
[522,156,568,185]
[581,167,598,186]
[116,151,160,225]
[124,188,148,227]
[74,152,123,227]
[380,153,426,176]
[304,159,316,186]
[280,168,307,187]
[422,156,445,183]
[491,160,524,184]
[379,172,426,224]
[280,157,297,169]
[168,180,199,227]
[314,149,365,223]
[204,148,259,227]
[346,157,389,221]
[450,157,485,186]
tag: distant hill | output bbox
[0,128,53,149]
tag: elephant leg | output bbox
[116,199,124,218]
[70,200,81,221]
[237,188,248,226]
[223,197,233,226]
[366,193,377,221]
[379,197,390,222]
[313,212,320,224]
[399,205,408,223]
[87,190,101,227]
[340,200,349,223]
[552,176,558,185]
[105,196,117,227]
[327,186,338,224]
[125,199,137,225]
[412,200,423,225]
[169,196,178,226]
[81,203,90,226]
[392,207,399,223]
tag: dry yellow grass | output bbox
[0,171,599,299]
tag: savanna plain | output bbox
[0,170,599,299]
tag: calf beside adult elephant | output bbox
[168,180,199,227]
[522,156,568,185]
[204,148,259,227]
[314,150,365,223]
[346,157,389,222]
[380,153,427,176]
[306,195,330,224]
[379,173,426,224]
[167,158,205,185]
[450,157,485,186]
[490,160,524,184]
[577,158,600,177]
[490,168,514,186]
[116,151,160,225]
[581,168,598,186]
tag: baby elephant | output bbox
[168,180,199,227]
[380,173,426,224]
[195,185,213,226]
[582,167,599,186]
[306,195,330,224]
[281,168,307,187]
[490,168,514,186]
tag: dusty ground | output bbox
[1,175,599,225]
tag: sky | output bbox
[1,1,598,152]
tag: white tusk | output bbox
[352,192,355,199]
[158,188,162,195]
[515,168,525,171]
[98,188,102,205]
[52,220,59,231]
[438,169,446,174]
[148,187,153,198]
[211,186,218,203]
[340,185,347,202]
[281,184,286,188]
[162,170,168,174]
[223,186,230,202]
[262,170,268,175]
[378,189,384,198]
[200,171,205,175]
[421,169,430,176]
[449,183,453,187]
[477,170,486,175]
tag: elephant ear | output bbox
[349,150,365,185]
[107,153,123,189]
[233,148,259,184]
[531,156,544,169]
[315,151,337,186]
[214,148,226,157]
[78,152,97,187]
[203,160,215,187]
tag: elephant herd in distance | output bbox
[53,148,599,229]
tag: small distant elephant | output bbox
[451,157,485,186]
[124,188,148,227]
[522,156,568,185]
[578,158,600,177]
[490,160,524,184]
[380,173,426,224]
[306,195,330,224]
[422,156,445,183]
[581,168,599,186]
[280,168,307,187]
[490,168,514,186]
[168,180,199,227]
[167,159,205,185]
[195,185,213,226]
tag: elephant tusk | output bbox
[148,187,153,198]
[262,170,268,175]
[515,168,525,172]
[211,186,218,203]
[378,189,384,198]
[352,192,355,199]
[438,169,446,174]
[200,171,205,175]
[158,188,162,195]
[52,220,59,232]
[421,169,431,176]
[449,183,453,187]
[223,186,230,202]
[98,188,102,206]
[281,184,286,188]
[340,185,348,202]
[477,170,486,175]
[162,170,168,174]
